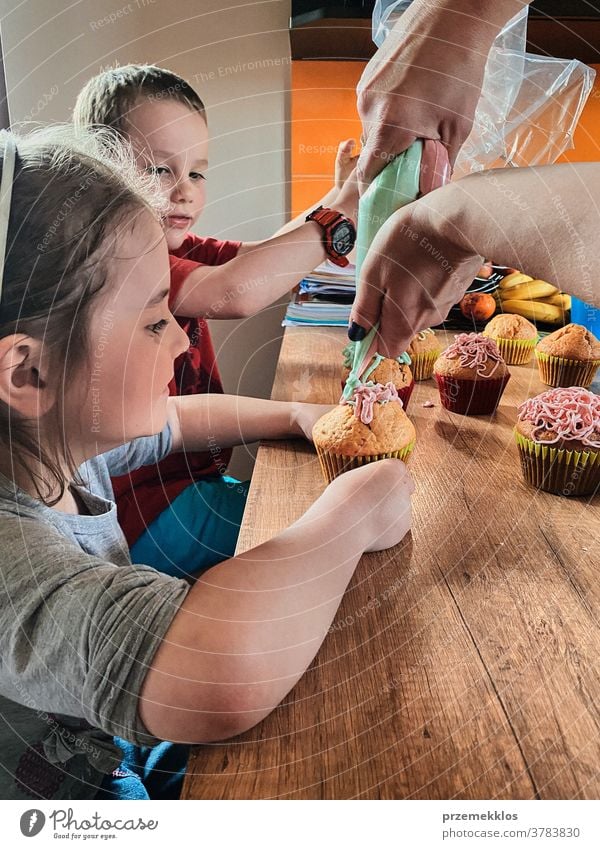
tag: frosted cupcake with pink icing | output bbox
[312,381,416,483]
[515,386,600,496]
[433,332,510,416]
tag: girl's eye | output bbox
[190,172,206,181]
[148,319,170,335]
[147,165,171,178]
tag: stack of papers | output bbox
[283,261,356,327]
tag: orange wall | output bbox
[558,64,600,163]
[291,61,365,216]
[291,60,600,215]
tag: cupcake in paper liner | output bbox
[313,381,416,483]
[407,328,442,380]
[515,386,600,497]
[341,344,414,411]
[433,333,510,416]
[483,314,538,365]
[535,323,600,388]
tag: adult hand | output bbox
[357,1,527,187]
[349,184,482,357]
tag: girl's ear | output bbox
[0,334,54,417]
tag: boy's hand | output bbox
[290,402,336,443]
[335,138,359,191]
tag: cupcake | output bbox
[341,344,414,411]
[535,324,600,388]
[515,386,600,496]
[433,332,510,416]
[407,329,442,380]
[313,381,416,483]
[482,313,538,365]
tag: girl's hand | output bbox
[334,138,359,191]
[326,458,414,552]
[291,402,336,443]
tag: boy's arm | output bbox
[171,175,358,320]
[166,393,331,454]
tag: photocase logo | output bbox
[19,810,46,837]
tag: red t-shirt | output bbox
[112,233,241,545]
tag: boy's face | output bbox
[125,98,209,252]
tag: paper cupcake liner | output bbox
[435,373,510,416]
[535,351,600,388]
[515,431,600,497]
[315,440,416,484]
[398,380,415,412]
[410,351,441,381]
[493,336,536,366]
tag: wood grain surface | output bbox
[183,328,600,800]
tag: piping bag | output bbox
[342,138,450,401]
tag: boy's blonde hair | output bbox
[73,64,207,136]
[0,125,164,505]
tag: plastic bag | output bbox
[365,2,595,177]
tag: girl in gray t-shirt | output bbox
[0,126,413,800]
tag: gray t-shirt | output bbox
[0,426,190,800]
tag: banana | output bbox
[499,279,559,301]
[499,272,533,290]
[537,293,571,310]
[501,299,564,325]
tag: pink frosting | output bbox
[345,381,401,424]
[444,332,504,377]
[517,386,600,448]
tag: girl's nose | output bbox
[171,318,190,358]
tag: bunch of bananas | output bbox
[495,272,571,325]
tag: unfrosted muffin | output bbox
[407,329,442,380]
[515,386,600,496]
[535,324,600,388]
[483,313,538,365]
[313,381,416,482]
[433,332,510,416]
[341,346,414,410]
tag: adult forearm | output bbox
[395,0,531,44]
[435,164,600,306]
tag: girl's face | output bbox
[75,214,188,454]
[125,98,209,252]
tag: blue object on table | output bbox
[571,296,600,337]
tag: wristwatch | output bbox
[305,205,356,267]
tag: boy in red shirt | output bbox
[74,64,358,577]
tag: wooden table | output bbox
[183,327,600,800]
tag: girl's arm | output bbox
[171,165,358,321]
[138,457,413,743]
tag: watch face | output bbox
[331,221,356,256]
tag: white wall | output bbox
[0,0,292,477]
